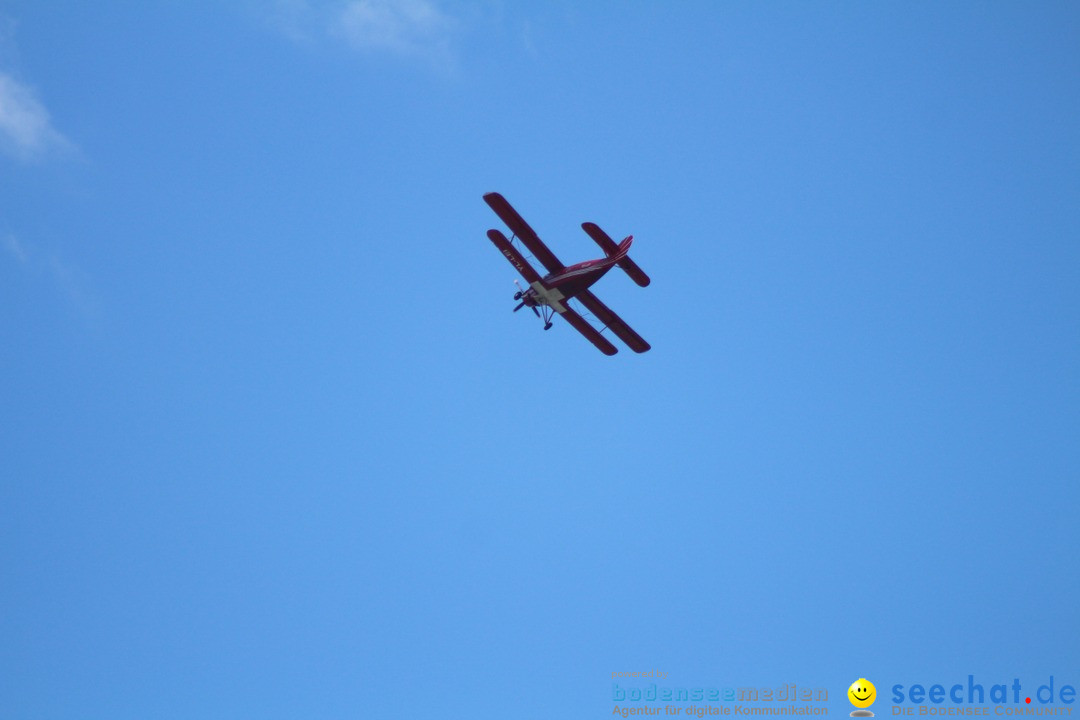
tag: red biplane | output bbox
[484,192,650,355]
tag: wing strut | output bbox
[559,307,618,356]
[484,192,565,273]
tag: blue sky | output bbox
[2,2,1078,718]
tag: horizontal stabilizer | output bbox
[582,222,651,287]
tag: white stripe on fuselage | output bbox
[529,281,567,313]
[549,260,609,281]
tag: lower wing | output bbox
[559,306,618,356]
[487,228,542,284]
[574,291,651,353]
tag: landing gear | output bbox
[537,304,555,330]
[511,285,556,331]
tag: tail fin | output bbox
[582,222,651,287]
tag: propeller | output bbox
[510,279,543,322]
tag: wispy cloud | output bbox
[4,232,99,321]
[264,0,459,68]
[336,0,456,62]
[3,231,28,263]
[0,71,71,161]
[46,251,99,320]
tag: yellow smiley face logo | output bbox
[848,679,876,708]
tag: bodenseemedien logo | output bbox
[849,678,877,717]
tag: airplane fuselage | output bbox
[519,256,618,312]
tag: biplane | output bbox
[484,192,650,355]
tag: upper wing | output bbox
[487,229,542,284]
[483,192,565,273]
[558,306,618,356]
[575,290,651,353]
